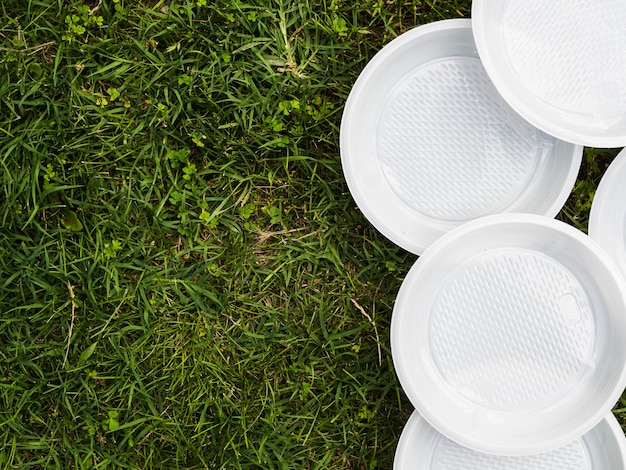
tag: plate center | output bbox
[377,57,547,222]
[429,249,595,410]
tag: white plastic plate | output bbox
[340,19,582,255]
[472,0,626,147]
[391,214,626,455]
[395,411,626,469]
[589,148,626,280]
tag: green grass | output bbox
[0,0,623,468]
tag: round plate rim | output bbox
[391,213,626,455]
[589,148,626,275]
[394,410,626,468]
[341,18,582,255]
[471,0,626,148]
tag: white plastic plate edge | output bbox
[341,18,582,254]
[589,148,626,280]
[390,213,626,455]
[472,0,626,148]
[341,19,468,255]
[394,411,626,469]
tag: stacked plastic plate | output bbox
[340,1,626,467]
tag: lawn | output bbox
[0,0,623,468]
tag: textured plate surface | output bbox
[394,411,626,469]
[429,249,594,411]
[472,0,626,147]
[589,148,626,280]
[391,214,626,455]
[341,19,582,254]
[378,57,538,221]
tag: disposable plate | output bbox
[391,214,626,455]
[472,0,626,147]
[589,148,626,280]
[340,19,582,255]
[394,411,626,468]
